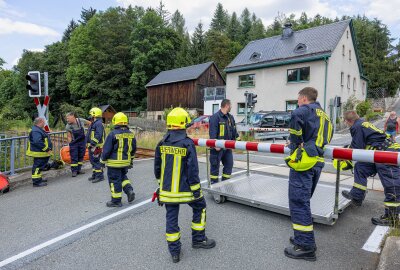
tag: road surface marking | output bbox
[362,226,389,253]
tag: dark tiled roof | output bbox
[225,20,351,72]
[146,62,215,87]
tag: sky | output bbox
[0,0,399,70]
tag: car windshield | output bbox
[249,113,264,124]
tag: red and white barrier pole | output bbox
[192,138,400,166]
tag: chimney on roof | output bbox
[282,23,293,39]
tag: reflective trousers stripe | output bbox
[93,169,102,173]
[78,162,84,165]
[110,183,122,198]
[166,232,181,242]
[293,223,313,232]
[210,175,219,179]
[122,180,131,188]
[222,173,231,179]
[191,209,206,231]
[353,183,367,191]
[71,164,78,167]
[384,202,400,207]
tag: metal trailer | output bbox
[203,149,352,225]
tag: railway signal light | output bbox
[26,71,41,97]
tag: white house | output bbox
[224,19,368,121]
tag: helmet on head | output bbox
[112,112,128,126]
[89,107,102,118]
[167,108,191,130]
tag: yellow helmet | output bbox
[285,148,323,171]
[89,107,102,118]
[112,112,128,126]
[333,159,353,171]
[167,107,191,130]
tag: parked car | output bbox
[250,111,291,128]
[187,115,210,134]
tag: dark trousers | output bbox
[210,149,233,182]
[70,142,85,172]
[107,167,133,203]
[289,165,323,249]
[89,149,103,179]
[32,157,50,184]
[351,162,400,214]
[165,198,207,256]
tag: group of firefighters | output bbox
[25,86,399,263]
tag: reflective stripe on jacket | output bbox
[86,118,105,147]
[101,126,136,168]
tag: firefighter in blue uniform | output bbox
[284,87,333,261]
[154,107,216,263]
[26,117,53,187]
[65,112,90,177]
[101,112,136,207]
[209,99,239,184]
[86,107,106,183]
[342,110,400,226]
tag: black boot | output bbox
[171,254,180,263]
[72,171,78,177]
[92,177,104,183]
[342,190,362,206]
[106,201,122,207]
[88,175,95,181]
[127,189,135,203]
[78,170,85,175]
[371,214,399,226]
[33,182,47,187]
[289,237,317,251]
[284,245,316,261]
[192,237,216,249]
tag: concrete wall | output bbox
[204,100,222,115]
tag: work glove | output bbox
[93,147,102,158]
[151,188,163,206]
[295,147,303,162]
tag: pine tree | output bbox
[62,20,78,42]
[171,10,186,36]
[210,3,229,33]
[79,7,96,25]
[240,8,252,45]
[227,12,242,42]
[190,22,208,64]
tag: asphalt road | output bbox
[0,156,386,270]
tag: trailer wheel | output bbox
[214,195,226,204]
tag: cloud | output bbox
[365,0,400,25]
[11,48,45,66]
[0,18,60,36]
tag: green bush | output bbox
[356,100,372,117]
[365,111,382,121]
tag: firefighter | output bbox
[284,87,333,261]
[65,112,90,177]
[208,99,239,184]
[86,107,106,183]
[342,110,400,226]
[154,107,216,263]
[101,112,136,207]
[26,117,53,187]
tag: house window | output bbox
[349,50,351,61]
[287,67,310,83]
[286,100,298,112]
[353,78,356,92]
[238,74,255,87]
[237,103,251,115]
[340,72,344,86]
[212,104,219,114]
[342,45,345,56]
[347,75,351,89]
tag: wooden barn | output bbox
[99,105,116,124]
[146,62,225,120]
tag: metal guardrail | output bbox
[0,131,68,175]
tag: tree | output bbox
[240,8,252,45]
[248,13,266,41]
[227,12,242,42]
[171,10,186,36]
[130,9,181,110]
[62,20,79,42]
[0,57,5,69]
[210,3,229,33]
[79,7,97,25]
[156,1,170,25]
[206,30,238,72]
[190,22,208,64]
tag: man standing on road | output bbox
[101,112,136,207]
[208,99,239,184]
[342,110,400,226]
[284,87,333,261]
[26,117,53,187]
[86,107,106,183]
[65,112,90,177]
[154,107,216,263]
[384,111,400,141]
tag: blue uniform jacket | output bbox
[289,102,333,157]
[26,125,53,158]
[350,119,388,150]
[86,118,105,147]
[154,130,202,204]
[209,110,239,140]
[101,126,136,168]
